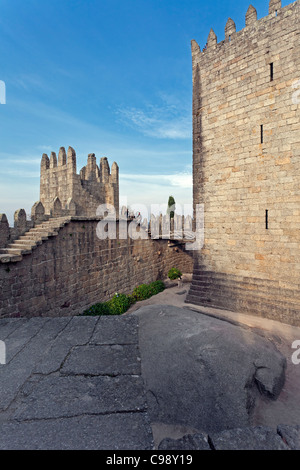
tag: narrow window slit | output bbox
[270,63,274,81]
[260,125,264,144]
[266,210,269,230]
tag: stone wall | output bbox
[187,0,300,325]
[0,205,49,248]
[0,219,193,318]
[40,146,119,217]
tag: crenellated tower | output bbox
[187,0,300,323]
[40,146,119,217]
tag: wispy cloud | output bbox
[36,145,53,153]
[11,74,46,91]
[0,169,39,178]
[0,181,40,225]
[117,94,192,140]
[119,170,192,218]
[0,152,41,166]
[13,158,40,165]
[120,171,192,189]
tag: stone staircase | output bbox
[186,266,300,326]
[0,217,72,262]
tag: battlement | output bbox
[192,0,298,61]
[40,146,119,217]
[189,0,300,324]
[0,203,51,250]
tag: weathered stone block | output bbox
[0,214,10,248]
[14,209,27,237]
[31,201,45,224]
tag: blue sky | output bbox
[0,0,292,223]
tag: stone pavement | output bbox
[0,302,299,450]
[0,315,153,450]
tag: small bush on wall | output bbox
[82,280,165,316]
[168,267,182,280]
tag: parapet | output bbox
[149,213,194,240]
[192,0,287,56]
[58,147,66,166]
[14,209,27,235]
[67,146,77,173]
[41,153,50,172]
[269,0,281,15]
[246,5,258,26]
[2,147,120,246]
[31,201,45,223]
[40,146,119,217]
[86,153,97,181]
[111,162,119,184]
[41,146,118,183]
[225,18,236,41]
[0,214,10,248]
[80,154,119,185]
[207,28,217,49]
[0,202,50,248]
[50,152,57,169]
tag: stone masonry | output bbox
[40,146,119,217]
[186,0,300,326]
[0,217,193,318]
[0,141,194,318]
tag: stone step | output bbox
[18,235,50,243]
[186,288,300,319]
[191,281,300,301]
[10,239,42,246]
[186,292,238,309]
[6,243,36,251]
[19,231,59,238]
[28,218,70,231]
[192,267,298,286]
[0,247,32,255]
[191,271,300,299]
[0,216,72,262]
[186,292,264,314]
[19,232,50,239]
[192,270,282,287]
[190,276,300,303]
[188,282,300,308]
[0,253,23,263]
[29,226,60,233]
[186,292,300,326]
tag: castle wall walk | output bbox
[0,218,193,319]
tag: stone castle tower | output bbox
[186,0,300,324]
[40,146,119,217]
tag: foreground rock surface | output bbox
[158,425,300,450]
[133,305,286,433]
[0,307,294,450]
[0,316,153,450]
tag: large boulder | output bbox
[133,305,286,433]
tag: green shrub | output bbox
[149,280,165,295]
[83,302,111,316]
[132,280,165,301]
[127,294,137,306]
[167,195,176,219]
[107,293,132,315]
[81,281,165,316]
[168,267,182,280]
[132,284,152,301]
